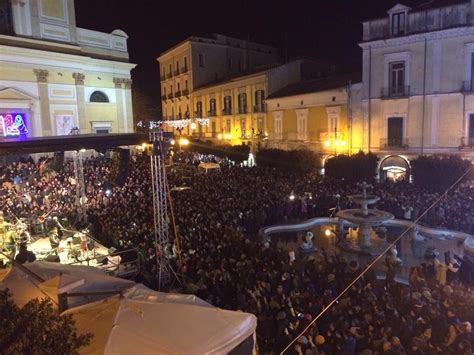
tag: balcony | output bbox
[381,86,410,99]
[181,66,188,73]
[160,75,166,81]
[222,108,232,115]
[161,95,167,101]
[167,72,172,79]
[194,111,203,118]
[208,110,217,117]
[182,89,189,96]
[174,69,180,76]
[175,90,182,98]
[462,81,474,93]
[167,93,174,100]
[460,136,474,148]
[238,107,247,114]
[253,104,265,113]
[380,138,409,150]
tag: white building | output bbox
[360,0,474,180]
[0,0,136,138]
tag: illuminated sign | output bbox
[0,113,28,137]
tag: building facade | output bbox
[0,0,136,138]
[158,34,278,136]
[265,75,362,159]
[359,0,474,179]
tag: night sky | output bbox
[75,0,414,98]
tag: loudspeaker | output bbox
[53,151,64,172]
[114,148,130,186]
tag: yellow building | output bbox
[265,74,362,158]
[0,0,136,138]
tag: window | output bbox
[257,117,264,134]
[224,96,232,114]
[162,68,165,78]
[297,110,307,140]
[90,91,109,103]
[177,83,180,92]
[184,56,188,71]
[95,128,110,134]
[254,90,264,111]
[196,101,202,117]
[238,93,247,113]
[198,54,204,67]
[274,116,282,140]
[178,107,182,119]
[389,61,405,96]
[240,117,246,137]
[169,64,172,76]
[164,87,167,96]
[391,12,405,36]
[387,117,404,147]
[226,118,232,133]
[92,122,111,134]
[185,80,188,90]
[209,99,216,116]
[468,114,474,146]
[176,60,179,71]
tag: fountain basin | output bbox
[337,209,394,226]
[349,194,380,206]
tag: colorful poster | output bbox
[0,113,28,137]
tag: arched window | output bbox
[90,91,109,103]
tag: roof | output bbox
[0,133,150,155]
[362,0,469,22]
[266,73,362,100]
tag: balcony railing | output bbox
[222,108,232,115]
[208,110,217,117]
[160,75,166,81]
[194,111,203,118]
[238,107,247,114]
[182,89,189,96]
[253,104,265,113]
[462,81,474,93]
[167,72,172,79]
[181,66,188,73]
[175,90,181,98]
[461,136,474,148]
[381,86,410,99]
[380,138,409,149]
[174,69,180,76]
[167,93,174,99]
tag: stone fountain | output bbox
[336,182,394,248]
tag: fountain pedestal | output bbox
[336,182,394,251]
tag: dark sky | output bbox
[75,0,408,95]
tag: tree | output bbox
[0,290,92,354]
[411,155,471,190]
[324,151,378,183]
[255,148,321,174]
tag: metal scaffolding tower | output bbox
[72,150,87,222]
[149,131,181,290]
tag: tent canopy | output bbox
[64,295,257,355]
[198,162,221,173]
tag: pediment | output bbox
[387,3,411,14]
[0,87,37,101]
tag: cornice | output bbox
[359,26,474,50]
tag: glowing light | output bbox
[170,139,176,145]
[190,122,197,130]
[224,133,233,140]
[80,149,86,153]
[334,140,340,145]
[0,113,28,137]
[341,140,347,146]
[324,140,330,147]
[289,192,295,201]
[179,138,189,146]
[141,143,147,148]
[105,189,112,197]
[325,229,331,237]
[217,134,223,139]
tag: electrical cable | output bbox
[280,165,473,354]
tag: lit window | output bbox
[199,54,204,67]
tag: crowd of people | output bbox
[0,151,473,354]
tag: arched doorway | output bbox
[379,155,411,182]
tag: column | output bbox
[33,69,52,136]
[73,72,86,133]
[123,79,134,132]
[113,77,125,133]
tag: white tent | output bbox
[0,262,134,308]
[198,162,221,173]
[64,294,257,355]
